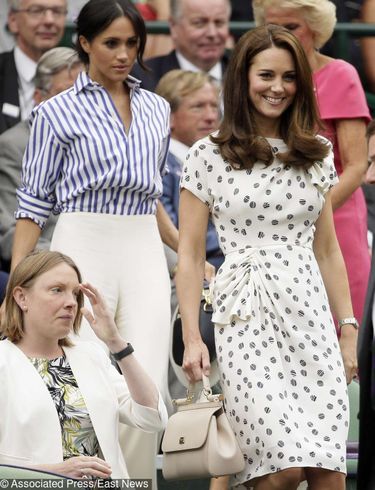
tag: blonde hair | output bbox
[34,47,80,94]
[252,0,337,49]
[155,69,219,113]
[1,250,83,347]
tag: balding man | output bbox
[132,0,231,91]
[0,0,67,133]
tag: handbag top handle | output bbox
[174,374,223,406]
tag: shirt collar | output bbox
[74,71,142,94]
[14,45,37,83]
[175,51,222,83]
[169,138,189,163]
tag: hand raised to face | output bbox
[79,283,123,347]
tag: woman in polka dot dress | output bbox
[176,25,358,490]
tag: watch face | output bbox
[339,318,359,329]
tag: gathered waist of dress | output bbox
[212,242,315,325]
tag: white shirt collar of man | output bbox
[175,51,222,83]
[169,138,189,164]
[14,46,37,120]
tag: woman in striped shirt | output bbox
[11,0,178,484]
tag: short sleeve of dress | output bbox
[307,138,338,195]
[180,139,214,209]
[314,59,371,122]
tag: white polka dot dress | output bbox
[181,136,349,486]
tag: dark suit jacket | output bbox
[131,50,231,92]
[357,240,375,489]
[0,50,21,134]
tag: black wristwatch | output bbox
[111,343,134,361]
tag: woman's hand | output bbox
[79,283,123,349]
[339,329,358,384]
[182,337,211,384]
[43,456,112,479]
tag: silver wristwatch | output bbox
[338,317,359,330]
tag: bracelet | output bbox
[338,317,359,330]
[111,343,134,361]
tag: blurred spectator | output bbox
[358,119,375,490]
[230,0,254,42]
[66,0,86,22]
[253,0,371,326]
[0,47,82,271]
[0,269,8,304]
[0,2,13,52]
[361,0,375,93]
[230,0,253,20]
[132,0,231,91]
[321,1,365,85]
[157,70,223,282]
[135,0,174,59]
[0,0,67,134]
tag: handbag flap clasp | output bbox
[162,403,222,453]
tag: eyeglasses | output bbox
[12,6,68,18]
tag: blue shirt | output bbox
[16,72,170,228]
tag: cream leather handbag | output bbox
[162,374,245,480]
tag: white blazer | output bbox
[0,339,167,478]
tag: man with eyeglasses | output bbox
[0,0,67,134]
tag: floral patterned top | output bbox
[29,354,100,460]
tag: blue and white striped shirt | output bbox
[16,71,170,228]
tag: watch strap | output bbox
[111,342,134,361]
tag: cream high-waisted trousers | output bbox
[51,212,171,487]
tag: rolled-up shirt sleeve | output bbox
[15,111,64,229]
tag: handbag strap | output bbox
[174,374,222,406]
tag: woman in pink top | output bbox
[253,0,371,326]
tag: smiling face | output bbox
[170,0,230,71]
[248,46,297,137]
[79,15,138,89]
[171,82,220,146]
[8,0,67,61]
[16,262,80,342]
[264,6,316,56]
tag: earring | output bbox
[23,306,28,312]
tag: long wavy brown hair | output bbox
[211,24,329,169]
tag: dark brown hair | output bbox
[211,24,329,170]
[1,250,84,347]
[76,0,147,70]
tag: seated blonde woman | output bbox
[0,250,167,479]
